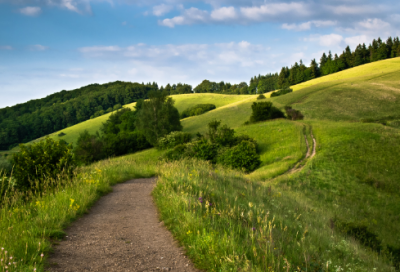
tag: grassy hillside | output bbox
[17,93,254,149]
[2,58,400,271]
[290,57,400,92]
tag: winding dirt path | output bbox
[47,178,199,272]
[284,125,317,176]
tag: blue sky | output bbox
[1,0,399,108]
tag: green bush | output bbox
[257,94,266,100]
[162,121,261,172]
[249,101,285,123]
[74,130,105,165]
[157,131,192,150]
[58,132,66,137]
[11,138,76,190]
[285,106,304,120]
[102,131,151,157]
[180,104,216,119]
[218,141,261,172]
[271,87,293,97]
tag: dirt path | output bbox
[281,126,317,176]
[47,178,199,272]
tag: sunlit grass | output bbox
[153,159,393,271]
[0,148,161,271]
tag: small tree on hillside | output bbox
[135,91,182,146]
[249,102,285,123]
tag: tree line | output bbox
[1,36,399,150]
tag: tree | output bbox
[249,102,285,123]
[135,91,182,146]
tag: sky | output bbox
[0,0,399,108]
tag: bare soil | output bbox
[47,178,200,272]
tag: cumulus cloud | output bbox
[344,35,369,49]
[240,2,310,20]
[19,6,41,16]
[330,5,377,15]
[282,20,337,31]
[152,4,173,16]
[210,6,237,21]
[160,2,313,27]
[78,41,277,81]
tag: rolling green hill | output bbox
[2,58,400,270]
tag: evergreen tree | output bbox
[377,40,388,61]
[320,52,328,71]
[309,59,319,79]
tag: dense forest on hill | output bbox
[0,82,158,150]
[1,36,399,150]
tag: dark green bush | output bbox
[285,106,304,120]
[157,131,192,150]
[102,131,151,157]
[180,104,216,119]
[74,130,105,165]
[162,121,261,172]
[249,101,285,123]
[58,132,66,137]
[218,141,261,172]
[257,94,266,100]
[270,87,293,97]
[0,159,12,175]
[11,138,76,190]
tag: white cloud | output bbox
[29,44,49,51]
[0,46,13,50]
[160,7,208,27]
[344,35,369,49]
[152,4,173,16]
[331,5,377,15]
[282,20,336,31]
[240,2,310,21]
[318,34,344,47]
[210,6,237,21]
[19,6,41,16]
[357,18,390,31]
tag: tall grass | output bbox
[0,149,161,272]
[153,159,393,271]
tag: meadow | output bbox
[1,58,400,271]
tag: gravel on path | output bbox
[47,178,200,272]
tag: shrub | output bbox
[191,140,219,162]
[11,138,76,190]
[249,101,285,123]
[271,87,293,97]
[102,131,151,157]
[58,132,66,137]
[162,121,260,172]
[180,104,216,119]
[257,94,266,100]
[0,159,12,175]
[206,120,237,147]
[285,106,304,120]
[218,141,261,172]
[74,130,104,165]
[157,131,192,150]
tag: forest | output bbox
[0,36,399,150]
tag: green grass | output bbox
[153,159,393,271]
[290,57,400,92]
[270,58,400,122]
[0,148,162,272]
[3,57,400,271]
[15,94,254,150]
[236,120,306,180]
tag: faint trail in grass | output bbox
[269,123,316,179]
